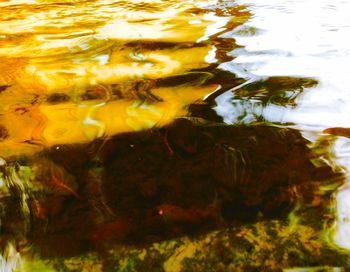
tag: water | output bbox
[218,0,350,129]
[1,0,350,270]
[225,0,350,251]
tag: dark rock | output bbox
[0,124,9,140]
[46,93,70,104]
[0,119,343,257]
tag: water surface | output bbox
[1,0,350,271]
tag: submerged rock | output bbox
[0,119,343,259]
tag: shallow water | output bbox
[226,0,350,252]
[0,0,350,270]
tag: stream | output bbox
[1,0,350,271]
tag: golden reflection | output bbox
[0,0,240,158]
[0,0,252,268]
[0,0,215,57]
[0,84,218,157]
[25,46,212,92]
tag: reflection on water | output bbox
[0,0,350,270]
[0,0,241,157]
[229,0,350,253]
[216,0,350,129]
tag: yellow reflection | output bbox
[0,84,218,157]
[0,0,211,58]
[0,0,226,93]
[0,46,212,94]
[98,16,210,43]
[25,46,212,92]
[0,0,243,159]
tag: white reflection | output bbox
[0,244,21,272]
[330,138,350,249]
[334,183,350,249]
[216,0,350,129]
[197,12,230,43]
[214,0,350,250]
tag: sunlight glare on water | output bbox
[0,0,240,157]
[216,0,350,129]
[218,0,350,250]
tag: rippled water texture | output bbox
[0,0,248,156]
[231,0,350,252]
[1,0,350,271]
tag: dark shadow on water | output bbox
[0,71,340,260]
[1,116,343,258]
[233,76,319,106]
